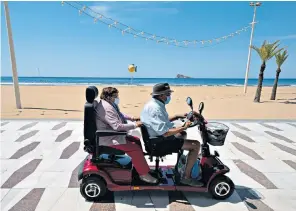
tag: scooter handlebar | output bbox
[186,111,207,126]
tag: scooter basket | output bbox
[205,122,229,146]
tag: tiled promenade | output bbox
[1,120,296,211]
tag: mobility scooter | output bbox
[79,86,234,201]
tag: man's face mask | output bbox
[165,95,171,104]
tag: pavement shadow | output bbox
[90,185,263,209]
[277,98,296,101]
[23,107,81,112]
[280,101,296,104]
[235,186,266,210]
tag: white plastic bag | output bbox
[177,154,187,178]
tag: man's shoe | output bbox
[139,173,158,184]
[180,178,204,187]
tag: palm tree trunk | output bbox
[270,68,281,100]
[254,61,266,102]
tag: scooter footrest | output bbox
[166,174,173,179]
[159,178,168,184]
[165,168,174,175]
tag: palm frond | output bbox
[262,40,267,47]
[266,40,283,61]
[251,45,260,53]
[252,40,282,62]
[269,47,284,60]
[275,50,289,67]
[251,45,265,61]
[252,41,267,61]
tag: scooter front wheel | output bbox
[80,176,107,201]
[209,175,234,200]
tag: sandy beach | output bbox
[1,85,296,120]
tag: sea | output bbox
[1,77,296,87]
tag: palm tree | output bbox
[251,40,283,102]
[270,50,288,100]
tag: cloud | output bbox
[255,34,296,42]
[88,5,111,18]
[88,2,179,20]
[79,2,179,26]
[124,7,179,15]
[276,34,296,40]
[89,5,110,14]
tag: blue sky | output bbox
[1,1,296,78]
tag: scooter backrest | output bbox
[84,86,98,144]
[86,86,98,103]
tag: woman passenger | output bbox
[94,87,157,184]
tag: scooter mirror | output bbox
[186,97,193,110]
[198,102,204,114]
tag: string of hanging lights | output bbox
[62,1,252,48]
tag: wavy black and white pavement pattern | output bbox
[1,120,296,211]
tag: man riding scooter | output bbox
[141,83,203,187]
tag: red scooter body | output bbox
[78,148,231,195]
[80,90,234,201]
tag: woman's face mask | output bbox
[111,93,119,105]
[114,98,120,105]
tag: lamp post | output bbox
[243,2,261,94]
[3,1,22,109]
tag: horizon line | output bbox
[1,76,296,80]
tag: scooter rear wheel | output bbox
[209,175,234,200]
[80,176,107,201]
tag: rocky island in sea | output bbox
[176,74,191,78]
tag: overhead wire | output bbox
[62,1,251,49]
